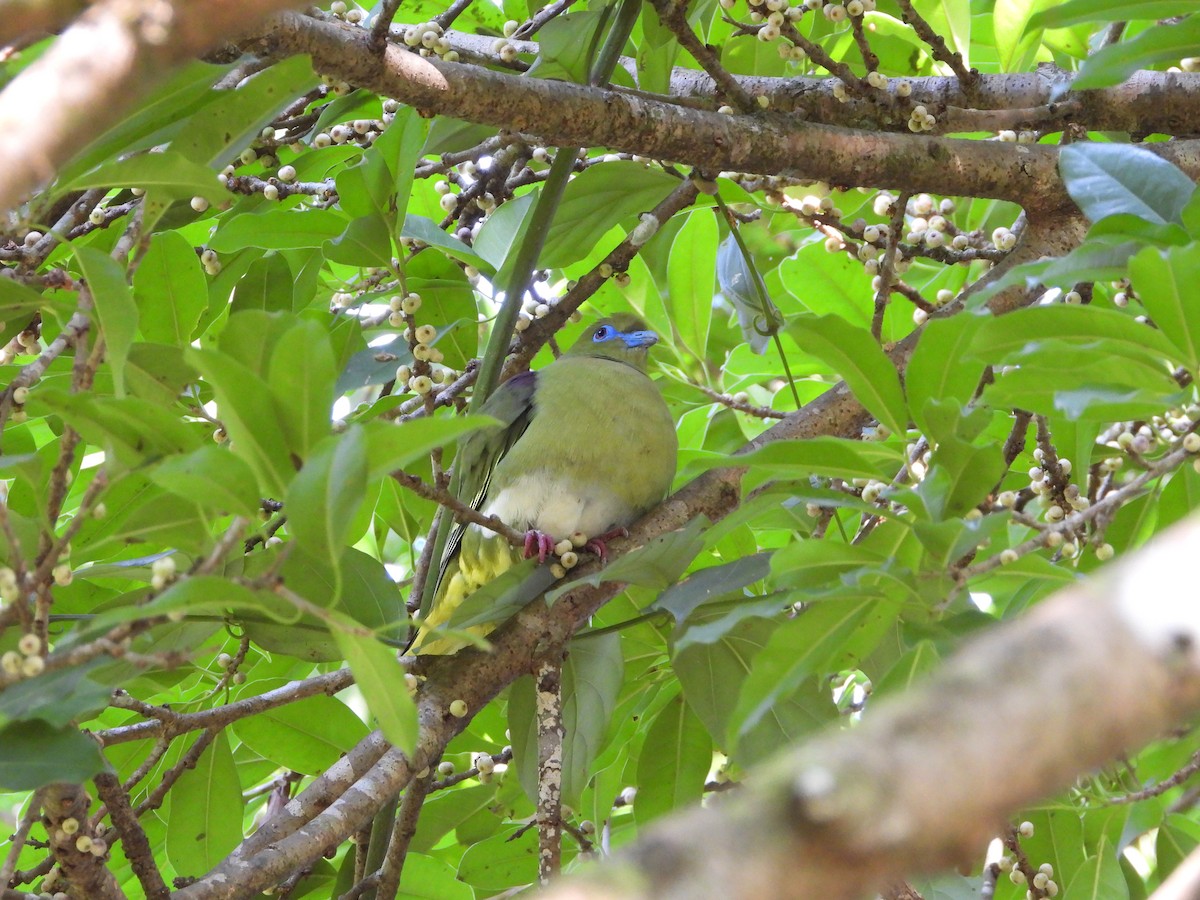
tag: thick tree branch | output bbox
[252,12,1103,214]
[0,0,306,211]
[439,29,1200,137]
[249,14,1200,216]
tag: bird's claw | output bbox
[585,527,629,563]
[523,530,557,564]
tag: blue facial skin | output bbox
[592,325,658,349]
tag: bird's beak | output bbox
[620,329,658,348]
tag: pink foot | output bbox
[585,527,629,563]
[523,530,556,564]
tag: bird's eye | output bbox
[592,325,615,342]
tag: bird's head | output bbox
[566,314,659,371]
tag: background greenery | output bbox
[2,0,1200,897]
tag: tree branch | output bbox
[541,513,1200,899]
[0,0,308,211]
[250,12,1103,214]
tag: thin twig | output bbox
[894,0,976,88]
[652,0,755,111]
[1109,750,1200,805]
[93,772,170,900]
[391,470,526,548]
[0,788,44,889]
[514,0,575,39]
[872,193,910,342]
[960,444,1192,581]
[373,769,434,898]
[432,0,475,31]
[371,0,402,50]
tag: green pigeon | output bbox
[414,314,677,653]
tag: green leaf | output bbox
[634,692,712,824]
[231,695,369,776]
[217,308,299,379]
[787,315,907,436]
[921,438,1006,520]
[905,312,985,436]
[674,612,835,764]
[231,252,294,313]
[1073,17,1200,91]
[76,245,137,397]
[150,446,259,516]
[443,560,555,633]
[369,104,427,219]
[423,116,494,155]
[539,161,678,268]
[396,853,474,900]
[984,367,1183,422]
[31,391,203,469]
[56,61,223,185]
[0,721,107,790]
[649,553,772,624]
[87,575,290,632]
[684,436,903,485]
[1010,810,1086,889]
[1059,143,1195,226]
[913,506,1010,566]
[969,303,1180,368]
[637,9,680,94]
[527,9,605,83]
[671,596,785,651]
[335,547,410,637]
[410,784,501,853]
[340,150,391,223]
[186,347,294,494]
[1129,244,1200,372]
[547,516,707,602]
[208,208,349,252]
[669,209,717,359]
[0,660,111,728]
[364,415,500,481]
[0,275,47,321]
[873,640,942,697]
[968,236,1149,307]
[268,318,336,461]
[1065,838,1129,900]
[165,731,243,878]
[457,827,542,892]
[472,192,536,271]
[336,338,414,394]
[324,212,393,267]
[73,474,212,555]
[63,151,224,201]
[1029,0,1198,29]
[1157,815,1200,879]
[330,620,418,754]
[133,231,207,343]
[402,215,489,270]
[770,541,887,590]
[994,0,1059,72]
[286,427,369,564]
[172,56,315,168]
[728,596,876,746]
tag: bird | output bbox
[413,313,678,653]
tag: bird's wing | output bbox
[432,370,538,598]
